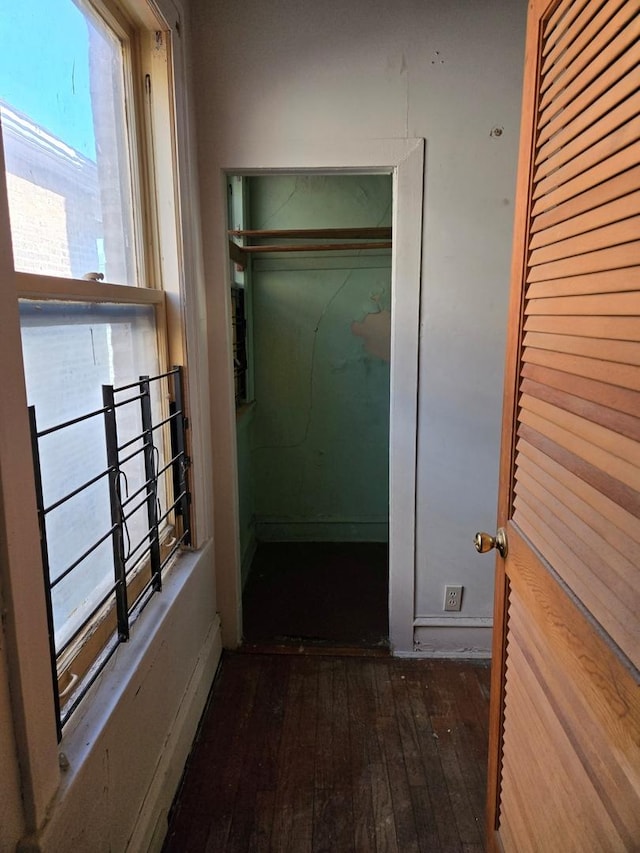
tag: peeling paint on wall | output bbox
[351,308,391,362]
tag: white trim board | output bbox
[410,617,492,659]
[413,616,493,628]
[215,138,424,655]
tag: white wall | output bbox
[191,0,527,654]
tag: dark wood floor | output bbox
[242,542,389,649]
[163,652,491,852]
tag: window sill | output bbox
[58,545,203,743]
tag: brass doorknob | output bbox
[474,528,508,558]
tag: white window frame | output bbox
[0,0,212,831]
[10,0,184,724]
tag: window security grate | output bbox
[29,366,191,739]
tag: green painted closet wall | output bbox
[244,174,392,545]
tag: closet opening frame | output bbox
[214,138,424,655]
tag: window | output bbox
[0,0,139,284]
[0,0,189,734]
[22,302,161,653]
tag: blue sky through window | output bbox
[0,0,97,160]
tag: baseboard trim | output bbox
[395,648,492,660]
[407,617,493,659]
[413,616,493,628]
[127,614,222,853]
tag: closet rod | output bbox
[228,227,392,268]
[239,241,391,255]
[228,240,391,268]
[228,227,391,240]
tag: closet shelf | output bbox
[228,227,392,269]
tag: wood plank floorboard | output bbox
[163,653,491,853]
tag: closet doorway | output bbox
[230,173,392,649]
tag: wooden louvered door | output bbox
[486,0,640,850]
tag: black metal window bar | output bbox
[28,366,191,740]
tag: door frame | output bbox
[212,138,424,653]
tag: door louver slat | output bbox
[539,4,639,113]
[533,116,640,202]
[516,437,640,546]
[528,215,640,265]
[520,361,640,416]
[537,52,640,150]
[526,243,640,282]
[542,0,592,56]
[518,423,640,520]
[520,395,640,468]
[530,191,640,249]
[520,376,640,441]
[531,142,640,215]
[523,331,640,366]
[524,313,640,337]
[513,486,639,663]
[530,166,640,233]
[541,0,606,73]
[537,85,640,178]
[525,290,640,314]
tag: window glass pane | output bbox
[20,301,161,648]
[0,0,138,285]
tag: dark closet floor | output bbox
[241,542,389,650]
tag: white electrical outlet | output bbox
[444,584,463,612]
